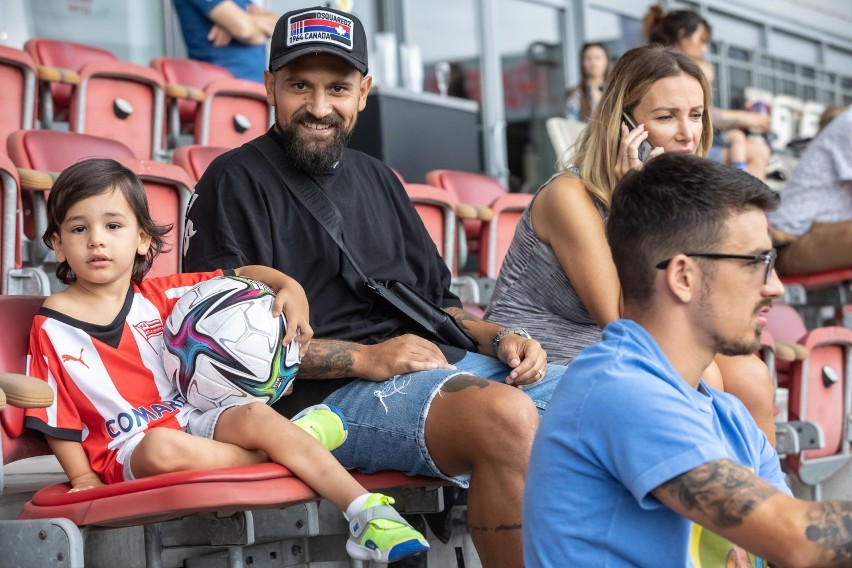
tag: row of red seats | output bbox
[0,40,271,160]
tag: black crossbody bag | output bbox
[249,136,478,352]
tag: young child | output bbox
[23,158,429,564]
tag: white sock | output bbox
[345,493,371,521]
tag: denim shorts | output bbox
[323,352,564,487]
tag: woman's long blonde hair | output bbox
[571,46,712,210]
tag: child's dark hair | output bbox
[43,158,172,284]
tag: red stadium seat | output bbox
[24,40,166,159]
[765,303,852,499]
[0,154,49,295]
[151,57,271,148]
[24,39,115,127]
[426,169,508,263]
[478,193,531,279]
[172,144,230,183]
[0,46,38,148]
[403,182,463,274]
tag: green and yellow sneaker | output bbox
[346,493,430,563]
[291,404,348,451]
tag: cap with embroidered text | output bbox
[268,6,368,75]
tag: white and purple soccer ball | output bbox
[162,275,300,411]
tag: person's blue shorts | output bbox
[323,352,564,487]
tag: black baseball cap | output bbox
[268,6,368,75]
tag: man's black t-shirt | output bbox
[183,130,465,414]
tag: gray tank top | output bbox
[484,172,605,364]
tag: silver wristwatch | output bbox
[492,327,532,352]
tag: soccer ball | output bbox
[162,275,301,411]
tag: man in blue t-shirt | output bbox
[173,0,276,82]
[525,153,852,567]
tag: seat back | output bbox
[150,57,233,131]
[172,145,231,183]
[545,117,586,168]
[118,159,193,277]
[425,169,508,255]
[0,46,38,148]
[0,154,22,295]
[24,39,117,124]
[69,60,166,159]
[479,193,531,279]
[0,295,51,465]
[403,182,459,273]
[194,78,271,147]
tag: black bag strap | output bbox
[249,135,375,287]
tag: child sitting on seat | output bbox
[23,158,429,564]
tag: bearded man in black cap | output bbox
[183,7,564,566]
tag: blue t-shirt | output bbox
[173,0,266,83]
[524,319,790,568]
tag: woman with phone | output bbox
[485,45,778,443]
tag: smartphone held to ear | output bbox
[622,112,652,162]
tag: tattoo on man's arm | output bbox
[298,339,355,379]
[662,459,776,528]
[446,306,480,325]
[470,523,522,534]
[804,502,852,562]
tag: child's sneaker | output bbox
[291,404,348,451]
[346,493,430,563]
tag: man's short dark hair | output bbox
[606,154,779,308]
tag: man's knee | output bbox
[440,375,539,452]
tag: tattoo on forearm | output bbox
[804,502,852,562]
[447,307,480,325]
[470,523,522,533]
[662,459,775,528]
[298,339,355,379]
[440,375,490,393]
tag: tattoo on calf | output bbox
[804,502,852,562]
[663,459,775,528]
[299,340,354,378]
[440,374,490,393]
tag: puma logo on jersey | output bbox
[62,348,90,369]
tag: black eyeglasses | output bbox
[655,248,777,285]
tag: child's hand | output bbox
[68,472,104,492]
[272,278,313,357]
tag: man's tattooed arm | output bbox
[653,458,852,567]
[298,338,357,379]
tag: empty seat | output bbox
[24,38,115,127]
[770,95,803,151]
[0,154,50,295]
[799,101,826,140]
[765,303,852,500]
[425,169,507,264]
[478,193,532,279]
[172,144,231,183]
[151,57,271,148]
[0,46,38,148]
[25,40,166,159]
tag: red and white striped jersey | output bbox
[25,271,222,484]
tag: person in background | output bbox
[183,6,564,567]
[770,104,852,275]
[173,0,277,82]
[485,45,778,444]
[525,152,852,568]
[565,42,610,122]
[643,4,772,180]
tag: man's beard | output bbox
[276,108,352,174]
